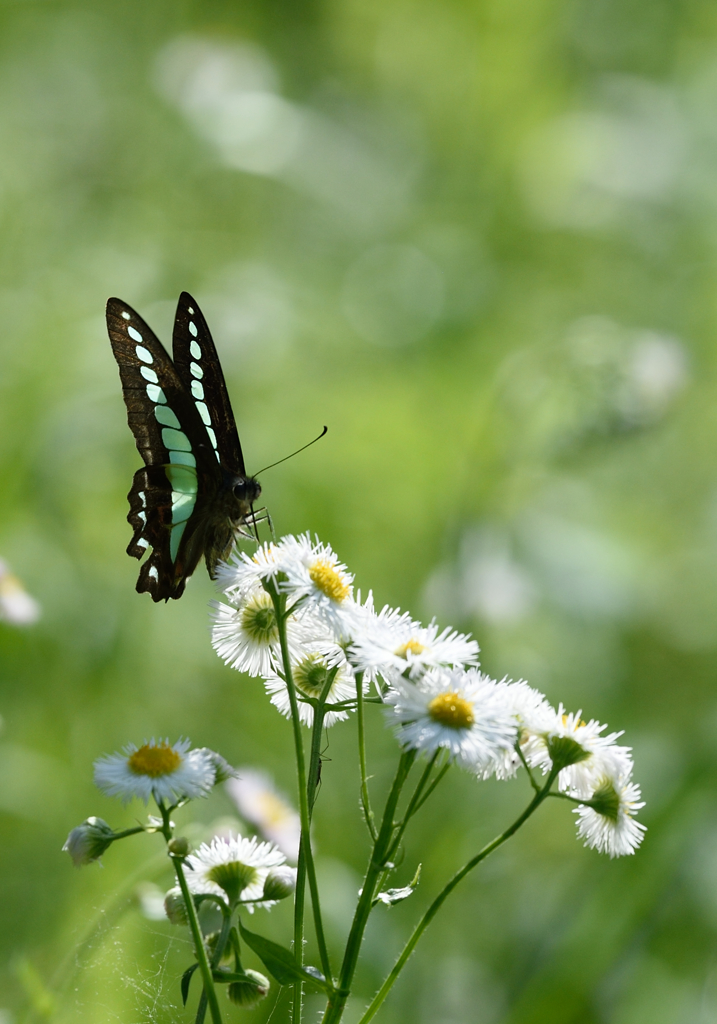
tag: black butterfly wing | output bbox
[172,291,246,474]
[106,297,222,601]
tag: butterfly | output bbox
[106,291,262,601]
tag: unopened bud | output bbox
[168,837,189,857]
[196,748,237,785]
[163,887,189,925]
[227,969,270,1007]
[63,817,115,867]
[262,866,297,901]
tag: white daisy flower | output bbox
[350,604,479,686]
[214,542,284,602]
[264,645,358,727]
[527,706,634,798]
[574,774,646,857]
[211,591,283,677]
[277,533,356,636]
[486,680,556,780]
[185,833,286,909]
[385,668,517,773]
[94,739,216,805]
[226,768,301,861]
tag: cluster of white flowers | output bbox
[82,737,297,916]
[212,533,646,859]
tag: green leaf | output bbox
[238,921,330,992]
[373,864,422,907]
[180,963,199,1006]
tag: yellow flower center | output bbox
[562,713,586,730]
[252,545,276,564]
[309,560,349,603]
[428,692,474,729]
[128,742,182,777]
[395,639,425,659]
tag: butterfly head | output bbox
[231,475,261,506]
[227,474,262,527]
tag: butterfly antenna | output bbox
[255,426,328,476]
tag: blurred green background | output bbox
[1,0,716,1021]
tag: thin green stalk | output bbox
[154,800,223,1024]
[307,666,339,815]
[355,771,560,1024]
[301,669,336,982]
[385,752,440,864]
[271,588,332,1021]
[355,671,376,839]
[110,825,147,841]
[172,856,223,1024]
[516,741,541,793]
[195,909,233,1024]
[410,762,451,815]
[321,751,416,1024]
[293,838,307,1023]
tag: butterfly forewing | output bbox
[106,297,223,600]
[172,291,246,474]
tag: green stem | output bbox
[271,588,332,1021]
[195,909,233,1024]
[307,667,339,816]
[548,790,604,810]
[302,670,336,982]
[321,751,416,1024]
[385,752,442,865]
[355,772,559,1024]
[411,762,451,815]
[155,800,222,1024]
[355,671,376,839]
[516,741,541,793]
[172,857,223,1024]
[110,825,147,841]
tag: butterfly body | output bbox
[107,292,260,601]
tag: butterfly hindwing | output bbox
[125,465,196,601]
[172,291,246,474]
[107,297,223,600]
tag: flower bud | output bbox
[163,887,189,925]
[227,969,270,1007]
[168,836,189,857]
[196,748,237,785]
[262,866,297,901]
[63,817,114,867]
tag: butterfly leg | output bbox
[253,506,276,541]
[244,506,275,542]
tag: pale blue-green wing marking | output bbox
[172,291,246,473]
[165,465,199,561]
